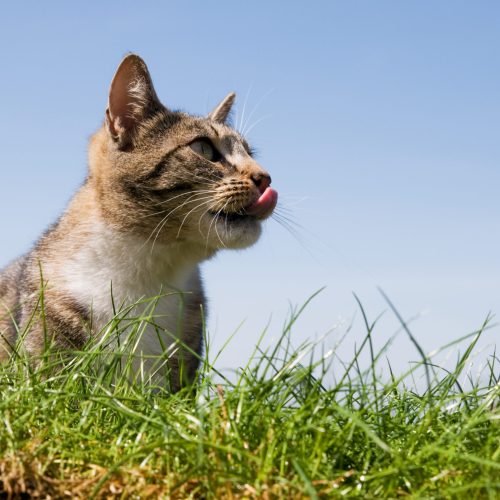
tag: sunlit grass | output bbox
[0,292,498,498]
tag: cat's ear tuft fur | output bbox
[106,54,163,147]
[208,92,236,124]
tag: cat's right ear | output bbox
[106,54,163,148]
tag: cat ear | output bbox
[106,54,163,147]
[208,92,236,124]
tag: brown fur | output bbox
[0,54,275,389]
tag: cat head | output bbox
[88,54,277,255]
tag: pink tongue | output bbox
[245,187,278,219]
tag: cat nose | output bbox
[251,172,272,193]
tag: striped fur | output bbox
[0,54,275,390]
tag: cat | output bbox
[0,54,278,391]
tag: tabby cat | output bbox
[0,54,277,390]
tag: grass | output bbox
[0,292,498,498]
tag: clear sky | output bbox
[1,2,498,380]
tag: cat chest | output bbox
[55,255,199,356]
[94,273,195,351]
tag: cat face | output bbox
[89,55,277,252]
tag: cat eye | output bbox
[189,139,221,162]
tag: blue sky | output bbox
[1,2,498,378]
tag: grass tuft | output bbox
[0,293,498,498]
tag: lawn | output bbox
[0,293,498,498]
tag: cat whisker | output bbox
[157,188,217,204]
[207,199,232,249]
[272,207,304,230]
[196,199,221,241]
[242,113,272,138]
[175,198,218,240]
[272,215,302,241]
[154,185,218,207]
[145,194,216,252]
[271,212,315,258]
[274,195,309,207]
[205,207,221,249]
[241,87,275,136]
[150,171,220,201]
[197,207,209,238]
[237,84,253,134]
[223,206,230,237]
[151,195,215,242]
[213,213,226,248]
[272,212,300,233]
[140,190,217,220]
[272,206,296,218]
[148,193,214,236]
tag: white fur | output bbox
[46,220,207,378]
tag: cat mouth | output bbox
[209,187,278,221]
[244,187,278,219]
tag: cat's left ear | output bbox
[208,92,236,124]
[106,54,163,147]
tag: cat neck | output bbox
[42,185,214,316]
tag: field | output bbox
[0,294,498,498]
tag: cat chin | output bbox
[208,216,262,250]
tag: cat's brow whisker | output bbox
[237,84,253,134]
[241,87,275,136]
[242,114,272,138]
